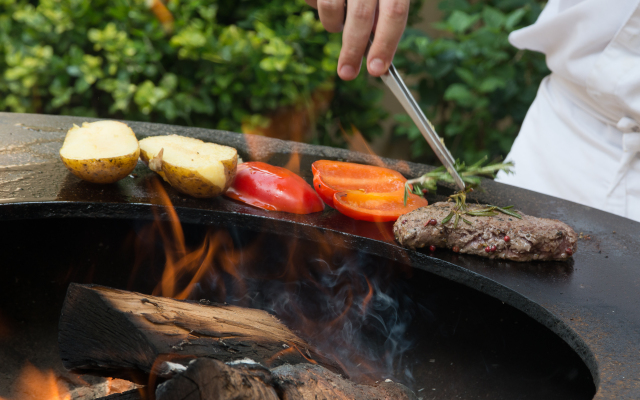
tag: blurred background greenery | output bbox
[0,0,548,165]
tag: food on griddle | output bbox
[311,160,428,221]
[59,121,140,184]
[394,201,577,261]
[311,160,408,207]
[224,161,324,214]
[139,135,237,198]
[333,189,428,222]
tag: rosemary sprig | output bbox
[427,186,522,229]
[403,156,514,206]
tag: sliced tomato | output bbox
[312,173,337,208]
[311,160,408,208]
[225,162,324,214]
[333,190,428,222]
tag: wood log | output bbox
[59,284,342,380]
[272,364,417,400]
[99,389,144,400]
[155,358,417,400]
[155,359,279,400]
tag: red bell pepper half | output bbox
[225,162,324,215]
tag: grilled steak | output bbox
[394,202,577,262]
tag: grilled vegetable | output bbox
[333,190,429,222]
[311,160,407,208]
[139,135,237,198]
[311,160,426,221]
[59,121,140,184]
[225,162,324,214]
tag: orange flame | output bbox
[360,277,374,316]
[283,144,301,175]
[2,363,70,400]
[340,124,385,167]
[142,178,249,300]
[131,140,414,381]
[267,344,318,366]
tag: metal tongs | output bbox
[365,37,466,191]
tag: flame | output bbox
[283,144,301,175]
[267,344,318,366]
[360,277,374,316]
[340,124,385,167]
[131,146,415,382]
[2,363,70,400]
[142,177,249,301]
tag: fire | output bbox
[2,363,70,400]
[131,138,415,382]
[142,177,247,301]
[341,124,386,168]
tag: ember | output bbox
[1,363,70,400]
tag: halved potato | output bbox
[59,121,140,184]
[139,135,238,198]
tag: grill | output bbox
[1,112,638,399]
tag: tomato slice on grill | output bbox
[311,160,408,208]
[332,190,429,222]
[225,162,324,214]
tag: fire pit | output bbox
[0,112,638,399]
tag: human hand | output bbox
[305,0,409,80]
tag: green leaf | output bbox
[441,211,454,225]
[444,83,477,107]
[505,8,527,30]
[447,11,481,33]
[454,67,476,85]
[477,76,506,93]
[482,7,506,29]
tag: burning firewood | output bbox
[272,363,417,400]
[58,284,343,380]
[155,358,417,400]
[155,358,279,400]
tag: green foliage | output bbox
[0,0,390,138]
[393,0,549,163]
[1,0,545,162]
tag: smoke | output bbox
[201,232,419,384]
[131,217,422,385]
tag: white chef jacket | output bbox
[495,0,640,222]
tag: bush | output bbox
[393,0,549,163]
[1,0,546,163]
[0,0,400,141]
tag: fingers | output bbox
[338,0,377,80]
[308,0,409,80]
[317,0,345,33]
[367,0,409,76]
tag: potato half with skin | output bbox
[139,135,238,198]
[59,121,140,184]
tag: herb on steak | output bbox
[403,157,514,206]
[439,187,522,229]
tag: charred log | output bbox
[155,358,417,400]
[59,284,342,380]
[155,359,279,400]
[272,364,417,400]
[99,389,144,400]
